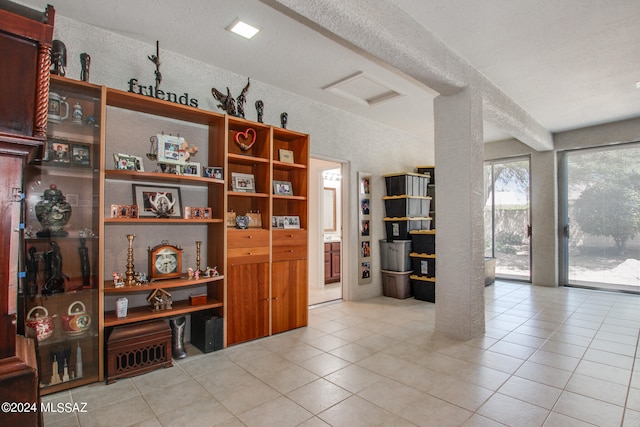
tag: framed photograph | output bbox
[283,215,300,229]
[132,184,183,218]
[361,219,370,236]
[278,148,294,164]
[274,216,285,228]
[361,240,371,258]
[50,139,71,166]
[71,143,91,167]
[227,211,237,227]
[185,207,211,219]
[231,172,255,192]
[110,204,138,218]
[180,162,200,176]
[156,134,185,165]
[204,166,223,179]
[361,198,370,215]
[273,180,293,196]
[361,262,371,279]
[360,175,371,195]
[114,153,144,172]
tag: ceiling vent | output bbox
[323,72,402,106]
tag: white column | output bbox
[434,87,485,340]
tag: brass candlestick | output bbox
[195,241,202,274]
[125,234,136,286]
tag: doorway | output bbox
[484,157,531,281]
[309,158,345,305]
[560,143,640,292]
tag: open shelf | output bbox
[103,274,224,293]
[105,169,224,186]
[104,297,223,327]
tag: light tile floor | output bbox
[44,280,640,426]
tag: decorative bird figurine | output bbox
[211,78,251,118]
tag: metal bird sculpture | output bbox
[211,78,251,118]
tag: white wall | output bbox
[53,15,434,301]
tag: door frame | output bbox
[484,155,532,282]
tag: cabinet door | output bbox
[324,252,332,283]
[331,251,341,281]
[272,259,308,334]
[226,262,269,345]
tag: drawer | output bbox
[273,229,307,245]
[272,243,307,262]
[227,246,270,265]
[228,229,269,249]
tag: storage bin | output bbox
[415,166,435,184]
[383,195,431,217]
[410,275,435,302]
[410,230,435,254]
[379,240,412,272]
[410,253,436,278]
[427,184,436,205]
[381,270,412,299]
[384,173,430,196]
[384,217,432,240]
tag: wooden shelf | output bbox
[104,274,223,293]
[272,160,307,170]
[228,153,269,165]
[272,194,307,201]
[104,217,222,224]
[228,191,270,198]
[104,297,223,327]
[105,169,223,186]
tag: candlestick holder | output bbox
[125,234,136,286]
[195,240,203,274]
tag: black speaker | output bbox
[191,311,223,353]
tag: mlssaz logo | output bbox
[127,79,199,108]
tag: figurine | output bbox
[187,267,194,279]
[80,53,91,82]
[180,139,198,162]
[280,112,288,129]
[236,78,250,118]
[211,78,250,117]
[255,100,264,123]
[43,241,68,295]
[35,184,72,237]
[148,40,162,90]
[113,272,124,288]
[51,40,67,76]
[194,270,200,280]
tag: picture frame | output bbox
[156,134,185,165]
[227,211,237,227]
[180,162,200,176]
[204,166,223,179]
[278,148,294,164]
[71,143,91,167]
[283,215,300,229]
[184,207,212,219]
[231,172,255,192]
[132,184,183,218]
[50,139,71,166]
[110,204,139,218]
[114,153,144,172]
[273,180,293,196]
[358,172,373,285]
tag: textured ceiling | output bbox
[16,0,640,146]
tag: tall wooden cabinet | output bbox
[226,121,309,345]
[1,2,54,425]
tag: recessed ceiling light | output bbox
[227,19,260,39]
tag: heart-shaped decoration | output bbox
[234,128,257,151]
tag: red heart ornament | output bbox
[234,128,257,151]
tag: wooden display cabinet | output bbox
[21,76,103,395]
[226,122,309,346]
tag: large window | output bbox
[484,157,531,281]
[561,144,640,291]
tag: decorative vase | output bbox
[35,184,72,237]
[169,316,187,359]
